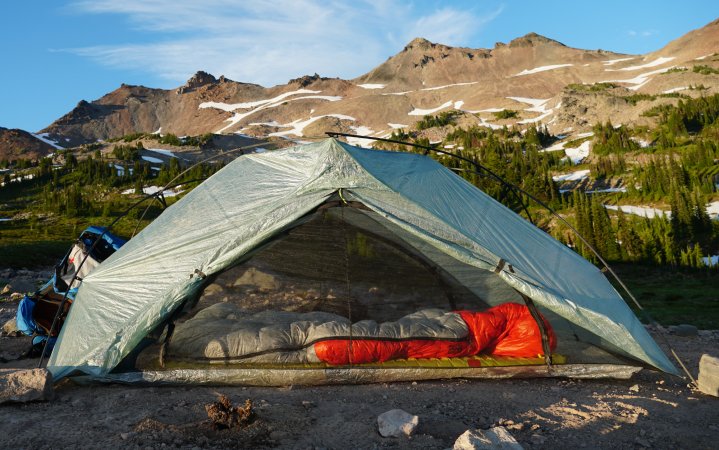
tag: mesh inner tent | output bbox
[127,206,634,373]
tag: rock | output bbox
[9,293,24,301]
[1,284,11,294]
[634,437,651,448]
[453,427,523,449]
[3,279,37,294]
[674,324,698,337]
[232,268,280,292]
[377,409,419,437]
[530,434,547,446]
[2,318,19,335]
[697,354,719,397]
[629,384,640,393]
[0,369,54,404]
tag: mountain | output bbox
[0,127,58,161]
[30,18,719,150]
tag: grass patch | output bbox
[492,109,518,120]
[693,65,719,75]
[567,82,617,92]
[661,67,688,74]
[0,240,71,268]
[563,136,591,148]
[611,264,719,328]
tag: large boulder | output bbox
[0,369,54,404]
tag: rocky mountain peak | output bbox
[288,73,320,87]
[177,71,218,94]
[508,32,566,48]
[403,37,443,52]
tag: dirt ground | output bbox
[1,270,718,450]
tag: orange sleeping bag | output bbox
[313,302,556,365]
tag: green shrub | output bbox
[492,109,518,120]
[693,65,719,75]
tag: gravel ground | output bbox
[1,269,717,449]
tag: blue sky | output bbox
[1,1,717,132]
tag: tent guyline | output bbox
[37,141,270,369]
[326,131,692,381]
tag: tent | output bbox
[47,138,679,384]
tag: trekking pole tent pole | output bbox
[326,131,694,380]
[38,141,270,369]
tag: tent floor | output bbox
[74,364,642,385]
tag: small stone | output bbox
[0,369,54,404]
[377,409,419,437]
[674,324,698,337]
[412,381,417,386]
[2,318,19,335]
[301,400,315,408]
[530,434,547,445]
[635,437,651,448]
[1,284,11,294]
[697,354,719,397]
[120,433,131,440]
[530,424,541,431]
[629,384,640,393]
[453,427,523,450]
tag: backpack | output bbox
[16,226,126,355]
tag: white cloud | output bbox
[628,29,658,38]
[66,0,503,87]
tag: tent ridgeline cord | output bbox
[326,132,694,381]
[37,141,270,370]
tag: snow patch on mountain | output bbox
[121,186,182,197]
[477,117,504,130]
[605,56,675,72]
[268,114,356,138]
[32,133,64,150]
[408,101,453,116]
[604,66,676,91]
[707,201,719,220]
[141,156,163,164]
[565,140,591,164]
[146,148,179,158]
[604,205,670,219]
[553,169,590,182]
[507,97,555,124]
[542,141,566,152]
[346,126,376,147]
[421,82,478,91]
[663,86,688,94]
[357,84,386,89]
[200,89,320,111]
[514,64,573,76]
[602,57,636,66]
[200,89,343,133]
